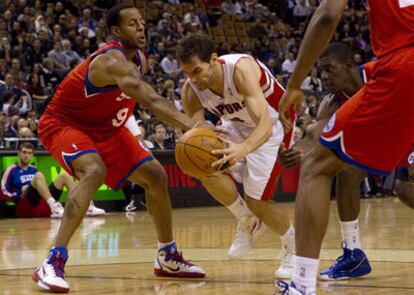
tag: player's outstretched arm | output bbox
[287,0,347,90]
[89,50,196,131]
[278,0,347,131]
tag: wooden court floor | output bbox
[0,198,413,294]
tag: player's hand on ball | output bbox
[211,137,248,171]
[279,88,304,132]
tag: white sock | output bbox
[340,219,361,250]
[280,223,295,251]
[227,194,252,219]
[158,240,175,250]
[292,255,319,295]
[47,198,56,208]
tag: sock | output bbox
[227,194,252,219]
[291,255,319,295]
[340,219,361,250]
[280,223,295,251]
[158,240,176,251]
[47,197,56,208]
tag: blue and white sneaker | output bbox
[32,247,69,293]
[276,280,316,295]
[319,246,372,280]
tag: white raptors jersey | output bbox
[188,54,285,137]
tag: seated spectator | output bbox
[149,122,175,150]
[160,49,180,79]
[62,39,83,68]
[0,73,25,110]
[47,41,70,75]
[301,67,323,92]
[1,142,105,218]
[18,126,34,139]
[281,52,297,77]
[42,58,61,92]
[2,91,29,116]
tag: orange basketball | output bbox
[175,128,224,178]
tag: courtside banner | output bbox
[0,150,297,205]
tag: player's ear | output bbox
[110,26,121,39]
[210,53,218,65]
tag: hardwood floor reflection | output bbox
[0,198,413,294]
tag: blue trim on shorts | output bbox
[319,137,390,176]
[62,149,98,173]
[114,155,154,191]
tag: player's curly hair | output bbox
[107,4,135,29]
[177,34,216,63]
[320,42,354,64]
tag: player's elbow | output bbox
[316,4,342,25]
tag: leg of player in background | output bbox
[395,164,414,209]
[33,153,107,293]
[53,172,105,216]
[200,173,264,259]
[30,171,65,218]
[319,167,372,280]
[245,196,295,278]
[128,159,205,278]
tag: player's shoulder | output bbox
[90,49,127,70]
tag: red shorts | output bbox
[15,197,50,218]
[320,47,414,175]
[38,116,153,191]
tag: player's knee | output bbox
[395,180,414,209]
[83,162,107,186]
[199,174,220,187]
[143,161,168,189]
[33,172,46,185]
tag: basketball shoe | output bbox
[228,215,266,259]
[319,245,371,280]
[274,245,294,279]
[276,281,316,295]
[154,242,205,278]
[86,201,106,216]
[32,247,69,293]
[50,202,64,218]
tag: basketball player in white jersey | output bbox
[176,34,296,278]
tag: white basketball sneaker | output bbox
[228,215,266,259]
[86,201,106,216]
[32,247,69,293]
[274,245,294,279]
[154,242,205,278]
[50,202,64,219]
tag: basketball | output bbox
[175,128,224,178]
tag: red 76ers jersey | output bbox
[44,39,142,141]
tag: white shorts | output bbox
[217,120,285,201]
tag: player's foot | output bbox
[50,202,64,218]
[276,280,315,295]
[274,246,294,279]
[32,247,69,293]
[319,246,371,280]
[125,199,137,212]
[86,201,106,216]
[228,215,265,259]
[154,242,205,278]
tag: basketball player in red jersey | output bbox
[177,34,296,279]
[32,4,205,293]
[277,0,414,294]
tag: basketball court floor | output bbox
[0,198,413,294]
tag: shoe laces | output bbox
[329,247,352,270]
[166,250,194,267]
[48,256,66,278]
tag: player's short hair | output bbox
[320,42,354,64]
[177,34,216,63]
[19,142,34,151]
[106,4,135,29]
